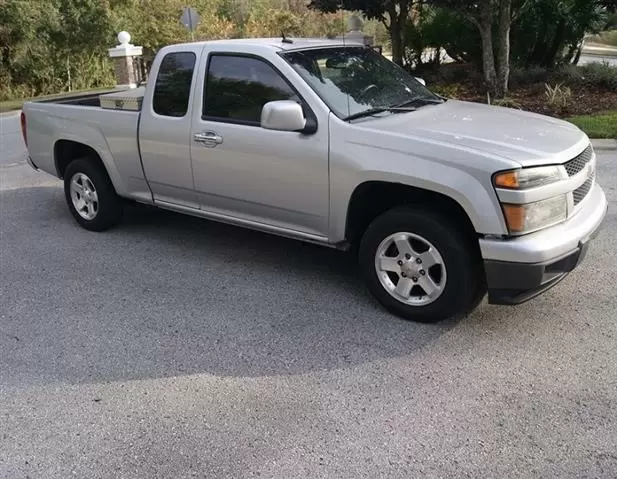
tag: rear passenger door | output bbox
[189,52,330,238]
[139,47,200,208]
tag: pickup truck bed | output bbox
[34,87,146,110]
[35,89,125,107]
[25,89,148,203]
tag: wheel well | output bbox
[54,140,104,179]
[345,181,478,245]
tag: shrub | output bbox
[430,83,465,99]
[491,97,523,109]
[556,64,585,85]
[578,62,617,89]
[416,62,480,86]
[554,62,617,89]
[545,83,573,109]
[509,66,550,87]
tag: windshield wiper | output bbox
[343,106,416,121]
[392,97,444,109]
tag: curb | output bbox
[0,110,20,117]
[591,139,617,151]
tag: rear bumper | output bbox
[482,184,607,305]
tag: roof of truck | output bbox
[173,37,364,51]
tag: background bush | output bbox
[0,0,354,101]
[1,0,615,102]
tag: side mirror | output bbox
[415,77,426,86]
[261,100,306,132]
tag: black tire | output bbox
[63,157,123,231]
[358,205,485,323]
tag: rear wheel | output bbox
[359,205,484,322]
[63,158,122,231]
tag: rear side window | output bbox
[152,52,196,117]
[203,55,298,124]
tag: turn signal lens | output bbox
[502,195,567,234]
[494,166,562,190]
[494,171,519,188]
[502,204,526,233]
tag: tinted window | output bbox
[153,52,196,117]
[203,55,298,123]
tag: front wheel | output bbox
[358,205,484,323]
[63,158,123,231]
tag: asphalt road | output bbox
[0,112,26,166]
[1,115,616,478]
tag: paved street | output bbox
[0,112,26,167]
[1,114,616,478]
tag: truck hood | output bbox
[360,99,589,167]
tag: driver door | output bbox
[189,52,330,237]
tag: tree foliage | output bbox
[0,0,347,101]
[1,0,116,98]
[309,0,416,65]
[419,0,616,97]
[512,0,614,67]
[426,0,525,98]
[1,0,614,102]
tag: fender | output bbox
[328,124,517,242]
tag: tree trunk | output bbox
[66,55,72,92]
[387,2,410,67]
[476,0,497,98]
[563,41,578,64]
[390,20,404,66]
[495,0,512,98]
[572,43,583,65]
[544,19,566,67]
[479,26,498,98]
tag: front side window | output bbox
[152,52,196,117]
[203,55,298,124]
[281,46,443,120]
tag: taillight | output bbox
[20,111,28,147]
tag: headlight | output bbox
[502,195,567,234]
[494,165,562,189]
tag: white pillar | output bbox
[335,14,374,46]
[108,31,143,88]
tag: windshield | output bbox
[281,46,443,120]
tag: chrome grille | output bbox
[564,145,593,177]
[573,177,593,205]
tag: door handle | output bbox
[193,131,223,148]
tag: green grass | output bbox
[0,98,26,113]
[0,87,116,113]
[568,110,617,139]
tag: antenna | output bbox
[281,31,293,44]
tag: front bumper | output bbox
[481,184,607,305]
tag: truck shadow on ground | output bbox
[1,186,499,386]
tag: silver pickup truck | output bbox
[22,37,607,322]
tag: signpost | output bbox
[180,6,200,41]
